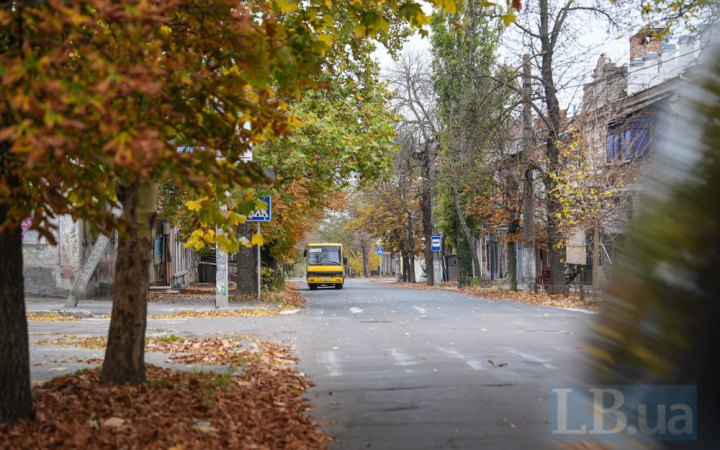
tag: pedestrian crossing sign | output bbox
[247,196,271,222]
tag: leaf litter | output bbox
[2,340,330,449]
[385,281,599,311]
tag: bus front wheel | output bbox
[334,283,343,289]
[309,284,318,290]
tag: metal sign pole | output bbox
[216,203,229,309]
[257,221,261,302]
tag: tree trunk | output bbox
[450,184,480,278]
[361,240,369,277]
[409,255,416,283]
[508,220,519,291]
[422,188,434,286]
[592,223,601,299]
[402,254,409,282]
[0,8,34,423]
[539,0,565,294]
[420,142,435,286]
[0,206,33,422]
[235,223,257,295]
[521,54,536,290]
[101,182,156,385]
[405,209,416,283]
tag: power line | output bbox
[522,48,700,93]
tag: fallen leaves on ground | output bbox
[488,359,508,368]
[35,336,273,368]
[34,335,298,371]
[146,337,260,367]
[0,343,330,449]
[386,281,599,311]
[461,286,599,311]
[233,283,305,307]
[149,308,278,319]
[270,283,306,309]
[149,282,305,311]
[36,336,106,349]
[26,313,79,322]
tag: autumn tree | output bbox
[352,132,424,282]
[498,0,623,293]
[431,1,503,281]
[245,73,396,283]
[387,52,439,285]
[1,0,460,422]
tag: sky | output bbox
[372,8,634,112]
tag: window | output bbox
[606,132,620,162]
[606,117,654,162]
[625,120,652,160]
[307,246,342,265]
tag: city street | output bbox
[28,279,593,450]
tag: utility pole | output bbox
[521,54,536,291]
[257,222,261,301]
[215,203,229,308]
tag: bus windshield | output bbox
[307,246,341,266]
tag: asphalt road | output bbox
[290,279,592,450]
[28,278,594,450]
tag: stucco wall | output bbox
[22,216,80,297]
[23,217,116,298]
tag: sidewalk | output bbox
[25,296,274,318]
[374,279,599,311]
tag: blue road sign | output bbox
[431,235,442,251]
[376,247,384,256]
[247,196,271,222]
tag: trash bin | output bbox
[198,255,217,283]
[446,255,459,281]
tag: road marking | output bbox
[437,347,485,370]
[388,348,420,366]
[349,307,363,314]
[318,351,343,376]
[413,306,427,314]
[506,349,557,369]
[561,307,597,314]
[502,306,524,312]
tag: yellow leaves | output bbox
[185,200,202,212]
[431,0,458,14]
[67,191,85,208]
[251,233,264,247]
[159,25,172,37]
[184,229,206,250]
[317,34,333,47]
[413,12,432,26]
[184,228,236,252]
[26,313,80,322]
[216,233,232,250]
[0,10,11,26]
[228,211,246,225]
[276,0,299,14]
[185,196,209,212]
[500,12,516,27]
[353,24,367,38]
[288,115,304,130]
[254,198,269,213]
